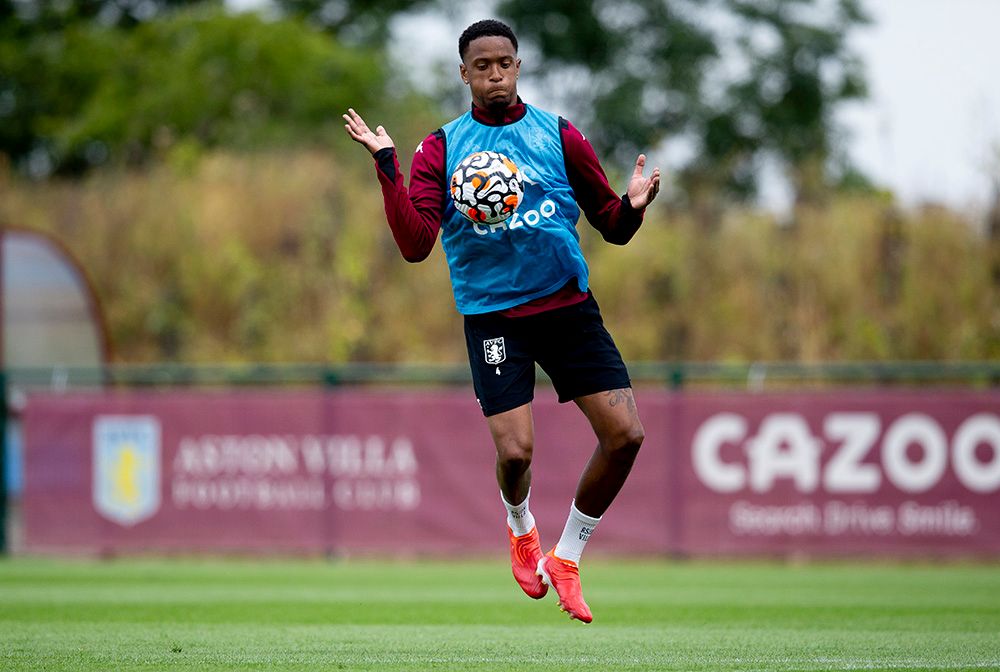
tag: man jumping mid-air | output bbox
[343,18,660,623]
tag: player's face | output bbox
[460,36,520,111]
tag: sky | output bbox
[840,0,1000,211]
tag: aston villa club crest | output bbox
[484,337,506,365]
[92,415,162,526]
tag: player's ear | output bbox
[459,62,469,85]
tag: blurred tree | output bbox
[8,166,994,363]
[0,0,208,31]
[497,0,870,213]
[64,8,385,165]
[0,0,212,174]
[271,0,434,44]
[0,23,125,175]
[0,5,388,174]
[720,0,870,207]
[498,0,717,167]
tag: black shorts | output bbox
[463,293,631,416]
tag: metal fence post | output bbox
[669,363,685,390]
[0,370,8,555]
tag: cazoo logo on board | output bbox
[692,412,1000,495]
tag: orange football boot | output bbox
[508,526,548,599]
[536,549,593,623]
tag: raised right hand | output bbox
[342,108,395,155]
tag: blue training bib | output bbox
[440,105,588,315]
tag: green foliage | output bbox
[582,195,997,363]
[272,0,434,44]
[2,0,872,207]
[6,0,979,370]
[0,0,210,32]
[0,149,461,363]
[72,8,383,161]
[2,150,995,364]
[498,0,871,207]
[0,22,119,173]
[718,0,871,204]
[0,5,389,174]
[0,0,213,172]
[499,0,717,166]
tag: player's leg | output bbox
[572,387,644,518]
[537,390,643,622]
[464,312,546,598]
[533,293,640,622]
[488,403,534,508]
[488,403,546,598]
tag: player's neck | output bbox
[471,97,526,126]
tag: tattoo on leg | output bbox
[605,388,636,414]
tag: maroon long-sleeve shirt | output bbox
[372,100,645,317]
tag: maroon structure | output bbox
[22,388,1000,557]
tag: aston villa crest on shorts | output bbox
[484,337,506,365]
[92,415,162,526]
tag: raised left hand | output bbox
[627,154,661,210]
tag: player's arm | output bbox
[561,119,661,245]
[343,108,444,262]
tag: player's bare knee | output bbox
[620,425,644,461]
[496,438,533,473]
[604,422,644,463]
[498,453,531,481]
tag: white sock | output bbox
[553,500,601,565]
[501,489,536,537]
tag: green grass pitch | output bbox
[2,556,999,671]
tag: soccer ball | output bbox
[450,151,523,224]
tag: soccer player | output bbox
[343,18,660,623]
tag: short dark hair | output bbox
[458,19,518,61]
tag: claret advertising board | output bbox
[669,391,1000,555]
[22,388,1000,556]
[24,390,500,555]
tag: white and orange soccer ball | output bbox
[450,150,524,224]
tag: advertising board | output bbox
[22,389,999,556]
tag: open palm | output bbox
[626,154,661,210]
[343,108,395,155]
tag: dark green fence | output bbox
[4,360,1000,390]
